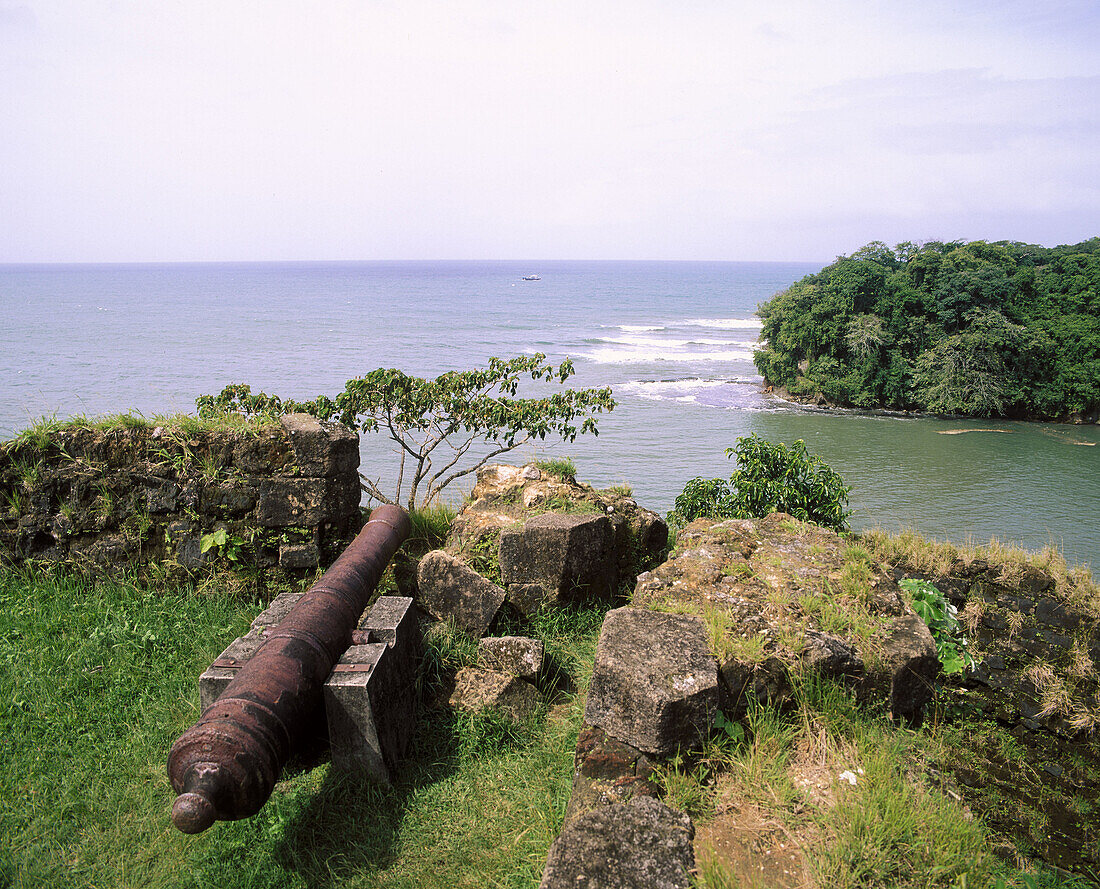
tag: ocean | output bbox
[2,260,1098,569]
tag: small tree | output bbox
[196,355,615,511]
[668,435,850,531]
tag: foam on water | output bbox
[583,346,757,364]
[684,318,762,329]
[618,377,774,411]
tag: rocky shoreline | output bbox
[764,383,1100,426]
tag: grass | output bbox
[669,678,1082,889]
[532,456,577,479]
[407,503,458,552]
[2,411,278,454]
[6,516,1098,889]
[861,528,1098,616]
[0,565,603,889]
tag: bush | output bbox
[669,435,851,531]
[667,476,737,525]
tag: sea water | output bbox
[2,260,1097,569]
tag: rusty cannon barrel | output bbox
[167,504,411,834]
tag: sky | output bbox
[1,0,1098,263]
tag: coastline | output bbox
[763,383,1100,427]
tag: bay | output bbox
[1,260,1097,569]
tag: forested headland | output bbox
[754,238,1100,421]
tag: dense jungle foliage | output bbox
[754,238,1100,420]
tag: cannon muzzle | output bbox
[167,504,411,833]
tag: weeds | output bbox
[901,578,975,675]
[2,411,277,455]
[407,502,457,551]
[701,602,768,664]
[861,527,961,577]
[837,559,874,604]
[656,750,718,818]
[3,415,68,451]
[419,617,479,698]
[602,482,633,497]
[811,735,997,888]
[1024,663,1074,719]
[465,529,503,586]
[862,527,1099,618]
[534,456,578,479]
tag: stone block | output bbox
[417,549,506,637]
[144,482,178,513]
[479,636,544,680]
[539,796,695,889]
[198,629,269,712]
[880,612,940,724]
[324,642,392,783]
[173,534,214,571]
[361,595,414,646]
[200,479,259,516]
[500,513,616,603]
[584,607,718,755]
[361,595,421,685]
[251,588,306,629]
[802,630,864,677]
[1035,597,1084,631]
[718,656,793,719]
[506,582,553,617]
[256,478,327,526]
[279,413,360,478]
[563,724,658,826]
[325,599,422,782]
[279,541,320,569]
[358,596,421,766]
[50,513,73,543]
[325,473,362,522]
[232,432,293,474]
[69,533,138,566]
[66,530,134,567]
[449,667,541,721]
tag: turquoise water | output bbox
[2,261,1097,568]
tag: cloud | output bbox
[1,1,1097,261]
[0,3,35,30]
[753,22,790,43]
[800,69,1100,156]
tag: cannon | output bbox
[167,504,411,834]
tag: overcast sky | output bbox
[1,0,1097,262]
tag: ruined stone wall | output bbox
[0,414,361,572]
[895,559,1100,871]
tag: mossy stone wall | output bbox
[0,414,361,572]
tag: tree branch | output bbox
[359,473,395,506]
[424,435,532,505]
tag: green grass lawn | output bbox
[2,559,1094,889]
[0,568,598,889]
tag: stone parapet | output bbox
[0,413,361,572]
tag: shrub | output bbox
[727,435,850,531]
[667,476,737,525]
[900,578,975,675]
[669,435,851,531]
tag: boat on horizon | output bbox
[522,274,541,281]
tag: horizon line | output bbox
[0,256,832,268]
